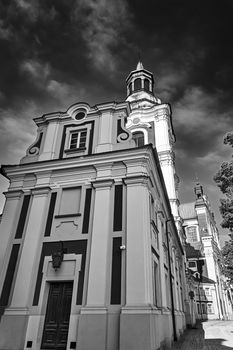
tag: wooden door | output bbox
[41,282,73,349]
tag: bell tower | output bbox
[126,61,161,107]
[126,62,183,238]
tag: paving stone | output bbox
[169,321,233,350]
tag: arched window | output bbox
[132,131,144,147]
[186,226,198,243]
[134,78,141,91]
[144,79,150,92]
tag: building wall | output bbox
[0,99,185,350]
[181,192,233,321]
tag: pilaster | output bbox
[86,179,114,306]
[123,175,153,306]
[95,110,114,153]
[10,187,51,307]
[39,120,60,161]
[0,190,24,278]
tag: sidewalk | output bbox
[169,320,233,349]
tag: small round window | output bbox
[75,110,86,120]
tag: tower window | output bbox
[132,131,144,147]
[134,78,141,91]
[144,79,150,92]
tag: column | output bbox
[120,176,153,350]
[154,107,171,153]
[86,180,113,305]
[124,176,153,306]
[0,187,50,350]
[78,180,113,350]
[10,187,50,307]
[95,110,114,153]
[0,190,23,277]
[158,215,167,308]
[39,121,59,161]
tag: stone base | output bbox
[0,314,28,350]
[77,308,119,350]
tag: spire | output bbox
[136,61,144,70]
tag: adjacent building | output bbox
[180,182,233,321]
[0,63,186,350]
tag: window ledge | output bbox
[55,213,81,218]
[64,147,86,154]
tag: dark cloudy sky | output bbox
[0,0,232,244]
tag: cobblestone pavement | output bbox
[170,320,233,349]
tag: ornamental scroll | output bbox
[27,132,43,156]
[116,117,132,143]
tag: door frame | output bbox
[24,254,82,350]
[41,281,74,350]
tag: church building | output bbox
[0,63,186,350]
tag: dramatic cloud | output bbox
[72,0,133,73]
[174,87,233,157]
[0,0,232,240]
[20,59,51,87]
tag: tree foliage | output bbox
[214,132,233,231]
[221,234,233,283]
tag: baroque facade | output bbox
[180,183,233,321]
[0,63,186,350]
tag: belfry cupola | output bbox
[194,182,204,200]
[126,61,161,105]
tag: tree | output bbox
[221,234,233,283]
[214,132,233,232]
[214,132,233,283]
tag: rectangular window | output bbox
[59,187,81,216]
[113,185,123,231]
[82,188,92,234]
[44,192,57,236]
[207,303,213,313]
[15,195,30,238]
[165,273,170,307]
[180,287,184,311]
[150,195,158,226]
[70,130,87,150]
[62,122,94,158]
[0,244,20,306]
[110,237,122,304]
[188,261,196,268]
[176,285,180,310]
[202,303,206,314]
[153,261,159,306]
[186,226,198,243]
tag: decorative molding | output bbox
[92,179,114,189]
[4,307,29,316]
[31,186,51,196]
[55,213,81,219]
[80,307,108,314]
[123,175,149,186]
[158,150,175,165]
[3,190,24,199]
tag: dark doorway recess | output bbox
[41,282,73,350]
